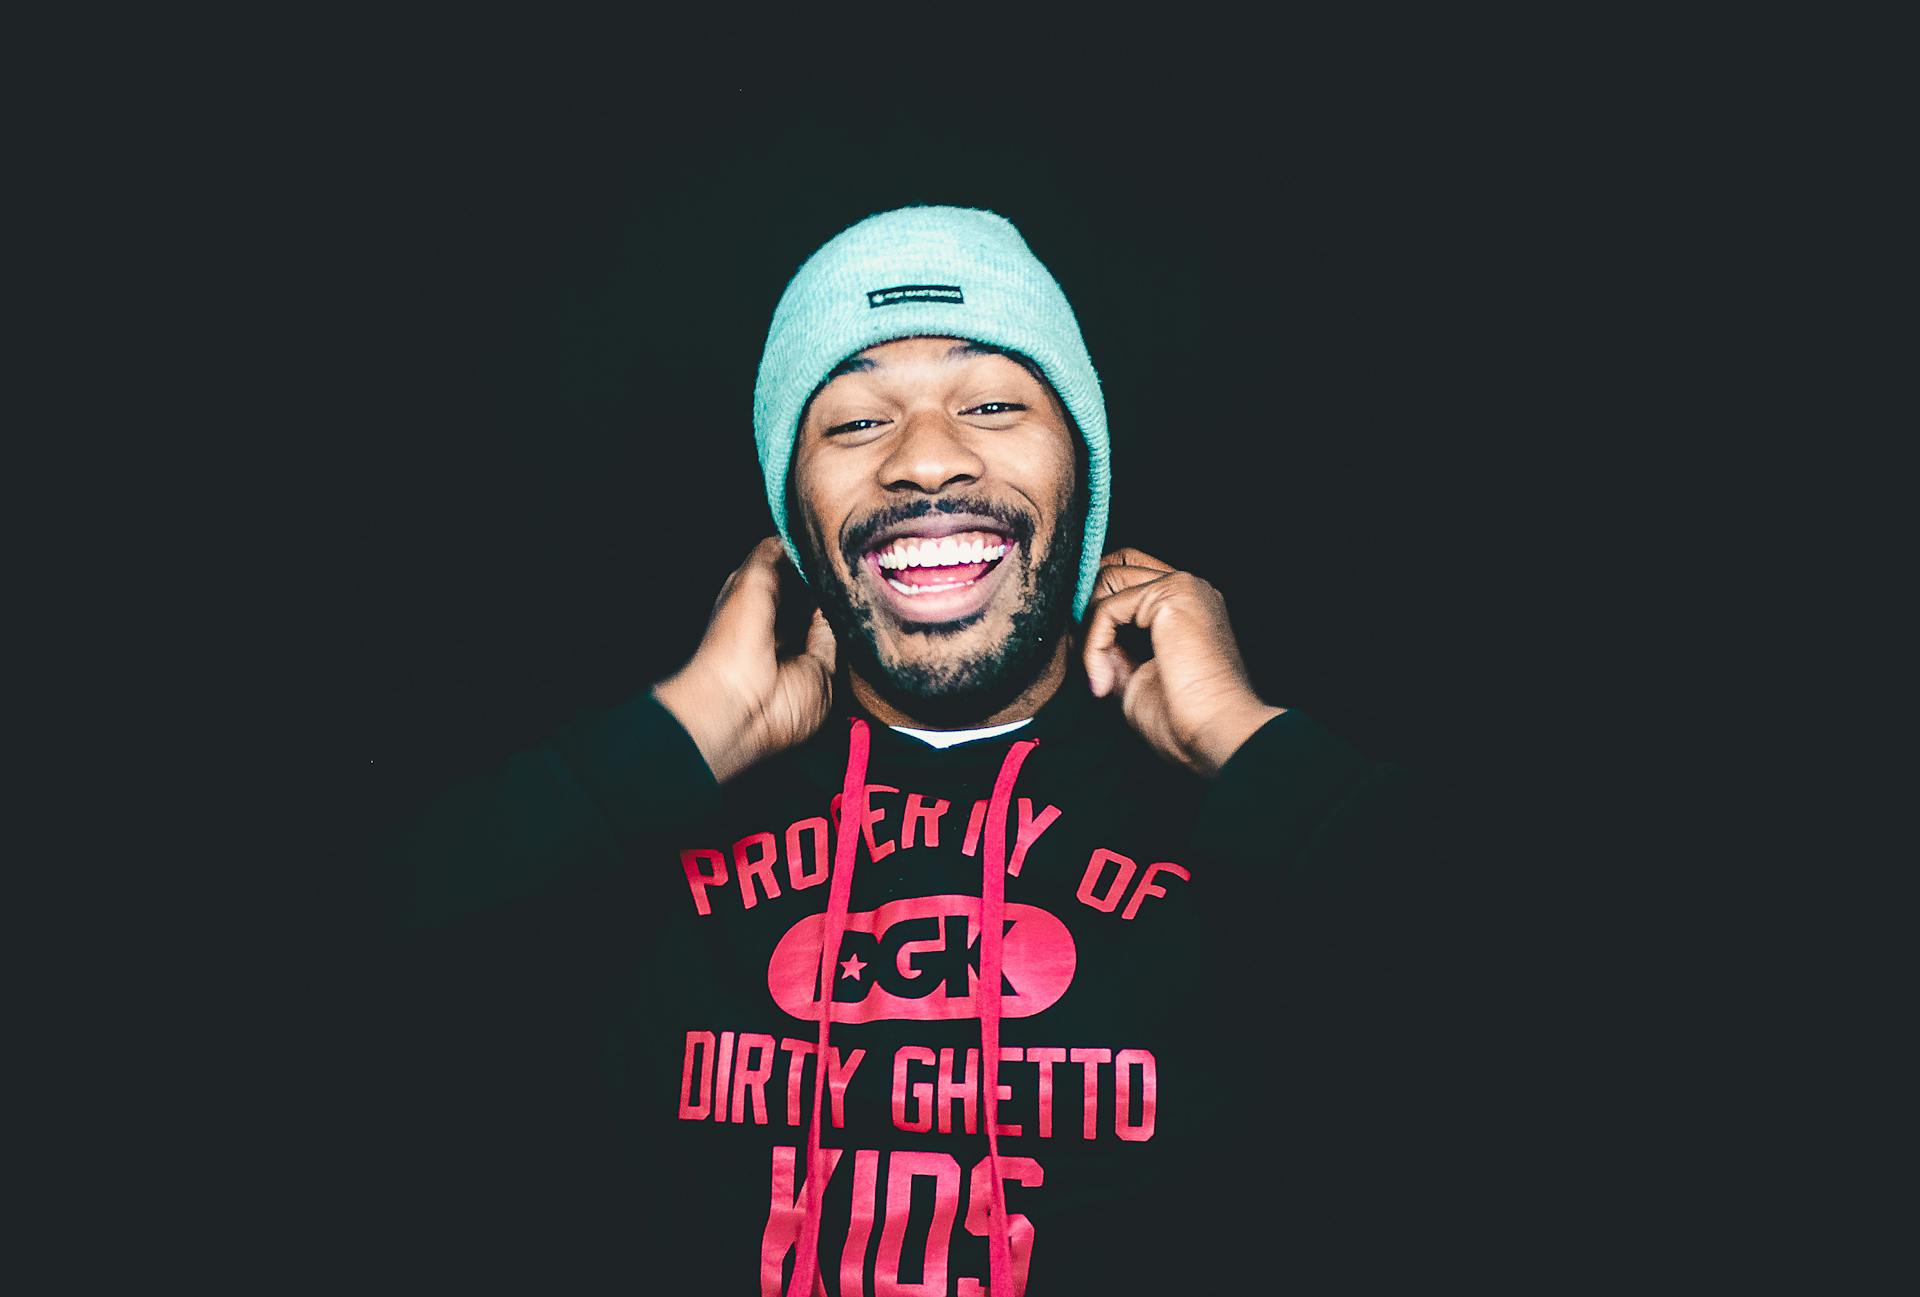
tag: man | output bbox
[394,207,1407,1293]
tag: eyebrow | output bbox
[945,342,1004,361]
[822,355,877,381]
[822,342,1026,383]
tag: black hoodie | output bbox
[384,666,1409,1294]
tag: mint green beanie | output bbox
[752,205,1111,619]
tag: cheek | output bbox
[792,456,850,555]
[797,466,890,592]
[1015,438,1079,528]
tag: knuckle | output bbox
[1173,571,1217,601]
[1170,715,1207,753]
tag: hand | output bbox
[652,537,838,783]
[1082,548,1285,778]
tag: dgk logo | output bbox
[766,894,1076,1023]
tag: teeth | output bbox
[873,533,1012,571]
[887,576,973,595]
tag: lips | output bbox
[860,517,1018,624]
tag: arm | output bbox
[391,690,721,929]
[1191,708,1412,888]
[389,537,837,929]
[1082,548,1412,885]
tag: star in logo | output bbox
[839,953,867,981]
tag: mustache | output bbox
[840,495,1038,569]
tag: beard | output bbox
[794,481,1086,728]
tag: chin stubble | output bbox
[798,491,1085,724]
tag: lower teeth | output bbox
[887,576,973,595]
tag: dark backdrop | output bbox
[283,90,1662,1287]
[344,97,1607,824]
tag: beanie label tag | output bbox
[866,284,964,308]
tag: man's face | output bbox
[790,335,1083,720]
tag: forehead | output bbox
[817,336,1041,390]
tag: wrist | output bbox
[652,671,755,784]
[1192,699,1286,778]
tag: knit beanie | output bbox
[753,205,1111,619]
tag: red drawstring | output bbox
[787,717,870,1297]
[981,737,1038,1297]
[786,720,1037,1297]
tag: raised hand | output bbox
[653,537,839,783]
[1081,547,1285,777]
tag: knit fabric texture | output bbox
[752,205,1111,619]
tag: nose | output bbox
[876,407,987,495]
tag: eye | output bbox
[965,402,1027,417]
[826,418,889,437]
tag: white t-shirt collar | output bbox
[887,716,1035,749]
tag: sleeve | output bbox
[1190,709,1413,890]
[386,689,722,929]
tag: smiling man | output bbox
[395,207,1410,1293]
[788,335,1085,727]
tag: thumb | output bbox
[802,607,837,674]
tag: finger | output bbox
[708,536,778,612]
[1119,657,1170,749]
[1091,561,1177,602]
[709,537,786,633]
[1084,635,1139,701]
[774,606,837,725]
[1099,547,1177,573]
[801,606,837,674]
[739,534,788,578]
[1081,575,1172,696]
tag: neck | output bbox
[850,637,1071,730]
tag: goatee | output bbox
[797,490,1085,728]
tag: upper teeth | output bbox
[875,535,1008,570]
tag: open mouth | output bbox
[860,521,1017,624]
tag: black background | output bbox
[296,89,1671,1286]
[339,94,1628,827]
[30,20,1840,1277]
